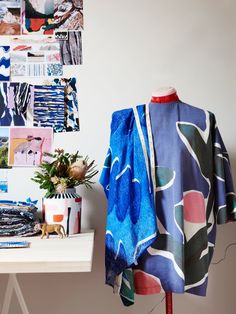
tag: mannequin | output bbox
[152,86,177,97]
[151,86,179,103]
[151,86,176,314]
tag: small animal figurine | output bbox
[34,223,67,239]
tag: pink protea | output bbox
[69,159,88,180]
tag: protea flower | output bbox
[69,159,88,180]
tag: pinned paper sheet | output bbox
[0,0,21,36]
[46,77,80,132]
[56,31,82,65]
[0,127,10,169]
[23,0,54,35]
[10,35,63,77]
[54,0,83,31]
[8,127,53,167]
[33,85,65,132]
[0,169,8,193]
[0,82,33,126]
[0,46,10,81]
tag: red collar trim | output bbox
[151,93,179,103]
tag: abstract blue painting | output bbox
[0,46,10,82]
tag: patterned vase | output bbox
[42,188,82,235]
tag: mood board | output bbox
[0,0,83,193]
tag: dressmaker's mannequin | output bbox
[151,86,179,103]
[101,83,235,309]
[152,86,177,97]
[151,86,176,314]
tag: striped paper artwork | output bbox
[0,82,33,127]
[0,46,10,82]
[33,85,65,132]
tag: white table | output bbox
[0,231,95,314]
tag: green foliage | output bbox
[32,149,98,197]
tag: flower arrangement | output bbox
[32,149,98,197]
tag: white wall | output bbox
[0,0,236,313]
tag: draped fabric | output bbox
[100,102,236,305]
[100,106,158,295]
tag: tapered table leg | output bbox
[1,274,29,314]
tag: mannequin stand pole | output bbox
[165,292,173,314]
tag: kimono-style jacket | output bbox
[100,101,236,305]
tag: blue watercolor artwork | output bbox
[0,46,10,82]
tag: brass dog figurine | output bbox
[34,223,67,239]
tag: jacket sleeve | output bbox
[213,115,236,224]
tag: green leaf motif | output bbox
[120,268,134,306]
[177,123,213,179]
[217,193,236,224]
[175,204,184,230]
[156,166,175,191]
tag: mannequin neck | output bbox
[151,86,179,103]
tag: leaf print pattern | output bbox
[101,102,236,305]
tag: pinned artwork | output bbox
[0,82,33,126]
[10,35,63,77]
[24,0,54,35]
[0,0,21,35]
[0,83,10,126]
[0,46,10,81]
[0,169,8,193]
[9,127,53,166]
[33,85,65,132]
[52,77,79,131]
[0,127,10,168]
[57,31,82,65]
[9,82,34,126]
[54,0,83,31]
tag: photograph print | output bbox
[0,0,21,35]
[0,169,8,193]
[0,127,10,168]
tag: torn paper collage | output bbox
[10,35,63,77]
[0,1,82,181]
[0,77,79,131]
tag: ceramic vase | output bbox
[42,188,82,235]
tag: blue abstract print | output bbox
[53,77,80,132]
[0,83,33,127]
[9,83,33,126]
[0,46,10,82]
[0,83,10,126]
[33,85,65,132]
